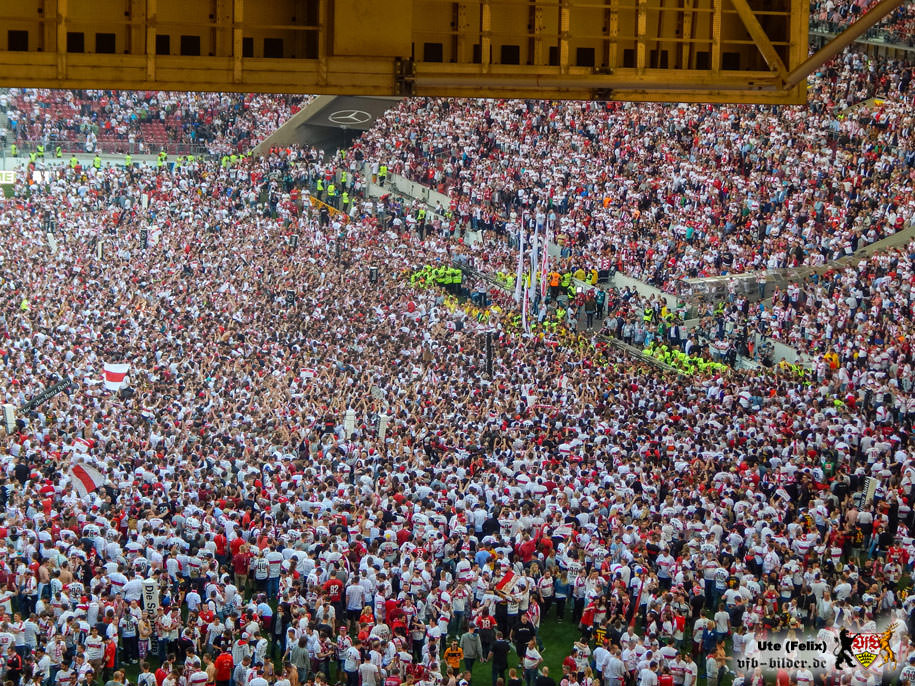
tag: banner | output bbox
[513,224,525,305]
[540,224,551,301]
[20,377,72,413]
[308,195,349,223]
[529,220,539,303]
[343,408,356,438]
[2,404,16,434]
[141,578,159,612]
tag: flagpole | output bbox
[513,222,525,305]
[529,219,539,307]
[630,572,645,628]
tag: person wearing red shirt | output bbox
[102,638,117,682]
[232,544,252,595]
[323,576,344,606]
[155,659,172,686]
[229,535,245,558]
[198,606,215,626]
[214,533,228,562]
[579,600,597,639]
[321,574,346,617]
[517,534,538,564]
[562,654,577,676]
[214,650,234,686]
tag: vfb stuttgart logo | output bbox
[835,624,898,671]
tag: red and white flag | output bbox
[494,570,517,595]
[69,462,106,498]
[301,368,316,379]
[103,363,130,391]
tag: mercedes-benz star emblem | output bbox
[326,109,372,125]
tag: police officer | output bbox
[417,207,427,238]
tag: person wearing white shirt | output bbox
[795,668,814,686]
[34,647,51,683]
[342,643,361,686]
[254,634,269,666]
[522,640,543,686]
[185,589,202,612]
[605,647,626,686]
[681,656,698,686]
[639,663,658,686]
[358,657,380,686]
[592,643,611,682]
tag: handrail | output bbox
[1,138,213,158]
[808,20,915,51]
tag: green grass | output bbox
[115,613,582,686]
[455,616,579,686]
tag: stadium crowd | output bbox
[810,0,915,46]
[353,51,915,292]
[2,91,308,156]
[0,45,915,686]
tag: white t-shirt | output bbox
[523,647,542,670]
[639,669,658,686]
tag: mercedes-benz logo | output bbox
[326,109,373,125]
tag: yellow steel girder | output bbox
[0,0,893,103]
